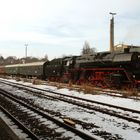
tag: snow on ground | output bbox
[56,88,140,111]
[1,78,140,140]
[1,78,140,111]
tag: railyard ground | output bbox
[2,75,140,98]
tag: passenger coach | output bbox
[5,61,48,79]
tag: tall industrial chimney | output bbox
[109,13,116,53]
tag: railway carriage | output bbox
[5,64,20,75]
[19,62,47,78]
[5,62,48,79]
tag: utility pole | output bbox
[109,12,116,53]
[25,44,28,63]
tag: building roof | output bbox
[5,61,46,67]
[114,44,140,52]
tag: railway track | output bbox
[0,105,39,140]
[44,81,140,100]
[0,88,96,140]
[0,79,140,139]
[0,79,140,125]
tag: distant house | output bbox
[114,44,140,52]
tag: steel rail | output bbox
[0,105,39,140]
[0,81,140,125]
[0,88,97,140]
[0,79,140,114]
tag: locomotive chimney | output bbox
[109,12,116,53]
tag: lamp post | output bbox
[109,12,116,52]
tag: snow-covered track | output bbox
[0,88,97,140]
[1,79,140,125]
[0,79,139,113]
[0,104,39,140]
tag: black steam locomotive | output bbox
[45,48,140,88]
[2,46,140,89]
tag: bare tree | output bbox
[0,55,4,65]
[41,54,48,61]
[81,41,96,55]
[5,56,17,65]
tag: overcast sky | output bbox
[0,0,140,60]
